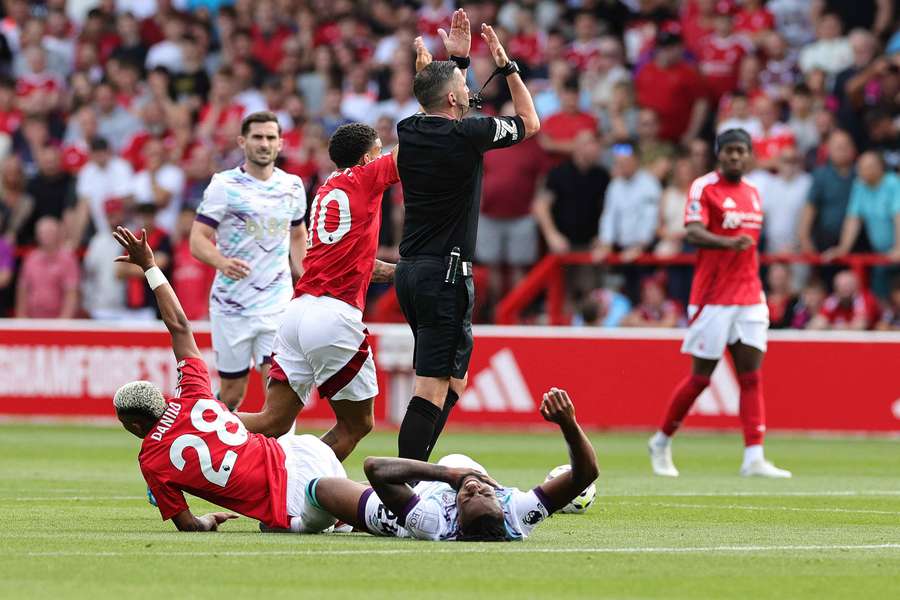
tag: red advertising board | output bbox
[1,321,898,433]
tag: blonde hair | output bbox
[113,381,166,419]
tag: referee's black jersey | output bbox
[397,113,526,261]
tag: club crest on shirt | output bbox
[722,197,737,209]
[523,510,544,526]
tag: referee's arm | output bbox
[481,24,539,138]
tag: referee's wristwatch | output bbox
[498,60,520,77]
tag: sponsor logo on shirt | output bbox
[722,211,763,229]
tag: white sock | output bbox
[743,444,764,467]
[650,431,671,447]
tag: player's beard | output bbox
[246,150,276,168]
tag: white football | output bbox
[544,464,596,514]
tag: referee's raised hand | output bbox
[414,37,432,74]
[481,24,510,68]
[438,8,471,57]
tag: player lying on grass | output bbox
[236,123,400,462]
[305,388,599,541]
[111,226,345,533]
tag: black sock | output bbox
[397,396,441,461]
[424,390,458,461]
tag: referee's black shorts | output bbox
[394,256,474,380]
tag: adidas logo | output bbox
[459,349,534,412]
[690,360,739,417]
[723,197,737,209]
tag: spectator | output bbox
[110,12,149,69]
[632,106,676,180]
[94,82,142,152]
[798,130,856,254]
[133,137,185,234]
[766,262,800,328]
[635,28,709,145]
[786,84,819,157]
[875,279,900,331]
[750,95,796,171]
[372,70,419,127]
[809,269,880,330]
[865,108,900,172]
[297,46,338,117]
[171,34,211,109]
[584,35,630,112]
[145,13,186,73]
[533,59,572,118]
[80,198,129,319]
[833,29,880,147]
[340,65,378,124]
[69,137,134,246]
[14,216,79,319]
[594,143,661,264]
[687,138,713,177]
[734,0,776,42]
[597,81,639,147]
[655,155,695,258]
[768,0,816,48]
[182,144,216,211]
[791,278,827,329]
[23,146,75,246]
[752,146,812,254]
[822,152,900,297]
[538,76,598,159]
[575,287,631,328]
[798,13,853,78]
[477,101,548,303]
[250,0,293,74]
[0,154,34,245]
[758,31,799,102]
[171,206,215,321]
[318,87,353,138]
[0,214,12,315]
[566,11,603,71]
[621,273,682,328]
[62,105,98,174]
[197,68,245,150]
[15,46,64,115]
[718,91,763,137]
[14,115,57,177]
[696,3,751,103]
[533,130,610,256]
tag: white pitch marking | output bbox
[611,501,900,516]
[18,544,900,558]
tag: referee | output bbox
[394,9,540,461]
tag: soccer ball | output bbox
[544,464,596,514]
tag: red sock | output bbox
[660,374,710,436]
[738,370,766,446]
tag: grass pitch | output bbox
[1,423,898,600]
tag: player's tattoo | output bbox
[372,259,395,283]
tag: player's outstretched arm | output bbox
[113,226,202,362]
[172,508,238,532]
[364,457,497,517]
[685,222,754,251]
[536,388,599,514]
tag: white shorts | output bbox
[210,312,279,376]
[280,434,346,533]
[271,294,378,403]
[681,304,769,360]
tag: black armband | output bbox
[499,60,520,77]
[450,55,470,70]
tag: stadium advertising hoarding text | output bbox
[1,321,898,433]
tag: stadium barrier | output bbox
[495,252,894,325]
[1,321,898,433]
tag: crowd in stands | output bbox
[0,0,899,331]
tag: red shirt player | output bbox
[648,128,792,480]
[237,123,400,463]
[111,226,346,533]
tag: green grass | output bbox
[1,423,899,600]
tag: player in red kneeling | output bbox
[648,129,791,479]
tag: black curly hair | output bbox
[328,123,379,169]
[457,512,507,542]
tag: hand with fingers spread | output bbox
[480,23,510,68]
[113,226,156,271]
[199,512,239,531]
[438,8,471,58]
[540,387,576,426]
[414,36,433,74]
